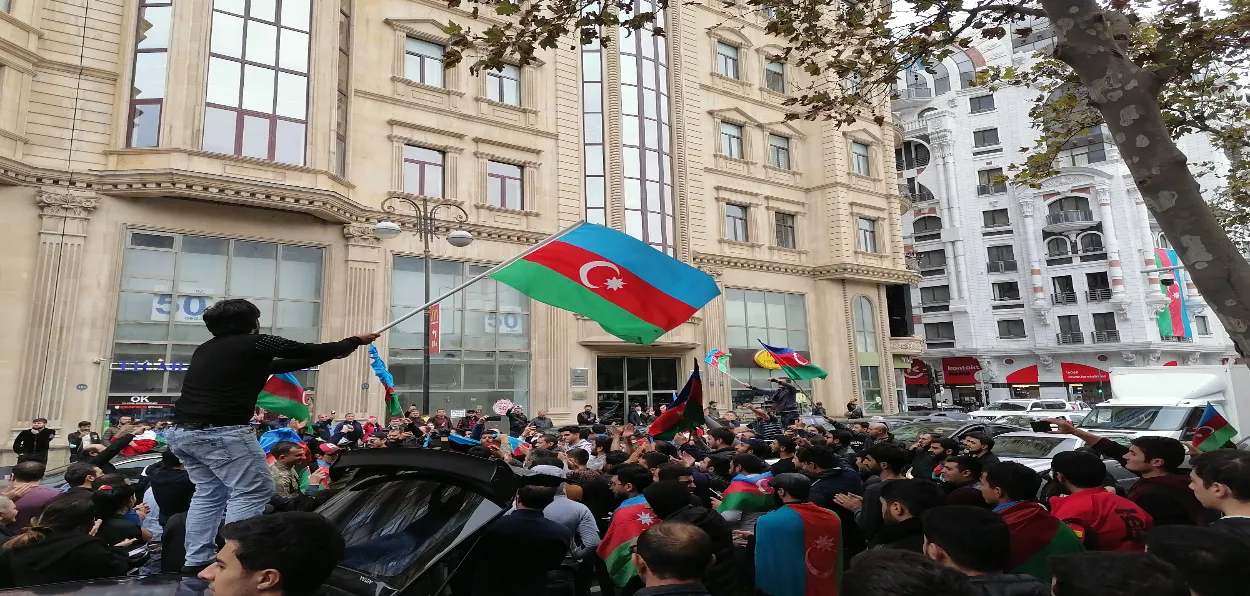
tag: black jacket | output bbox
[66,431,101,461]
[867,517,925,553]
[0,532,130,588]
[635,583,711,596]
[12,429,55,456]
[84,433,134,475]
[1090,438,1206,525]
[469,510,571,596]
[149,467,195,525]
[809,465,865,510]
[968,574,1049,596]
[577,411,598,425]
[749,381,798,413]
[1211,516,1250,547]
[508,411,529,435]
[664,506,737,596]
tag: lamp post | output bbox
[372,196,473,413]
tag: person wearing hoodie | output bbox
[980,462,1084,582]
[1045,419,1205,526]
[0,499,131,587]
[642,480,737,596]
[797,445,864,505]
[149,450,195,525]
[869,479,942,552]
[921,505,1048,596]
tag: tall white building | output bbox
[893,28,1236,408]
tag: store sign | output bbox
[941,357,982,385]
[570,368,589,387]
[753,350,781,370]
[486,309,524,335]
[904,359,929,385]
[151,292,216,323]
[1005,365,1039,384]
[1061,362,1108,383]
[107,394,174,408]
[429,304,441,355]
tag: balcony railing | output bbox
[1161,335,1194,343]
[1086,288,1112,302]
[1045,210,1095,226]
[1052,292,1078,305]
[896,87,934,100]
[1056,332,1085,345]
[987,260,1018,273]
[1092,330,1121,343]
[977,183,1007,195]
[913,232,941,243]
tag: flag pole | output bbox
[706,362,749,387]
[374,221,588,334]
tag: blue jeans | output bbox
[167,424,274,566]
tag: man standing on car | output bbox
[167,298,377,575]
[743,377,800,427]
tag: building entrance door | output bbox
[596,357,681,424]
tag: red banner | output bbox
[942,357,982,385]
[429,304,441,355]
[904,359,929,385]
[1005,365,1039,384]
[1061,362,1108,383]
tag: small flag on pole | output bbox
[648,363,705,440]
[1194,403,1237,452]
[368,345,402,417]
[257,373,311,422]
[704,348,731,373]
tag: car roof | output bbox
[995,431,1073,439]
[332,447,519,508]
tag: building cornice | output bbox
[355,89,559,139]
[692,252,917,283]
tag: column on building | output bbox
[531,303,574,419]
[1132,192,1165,298]
[15,189,99,425]
[1095,187,1126,299]
[1019,197,1047,308]
[698,268,731,407]
[929,131,963,301]
[337,224,383,417]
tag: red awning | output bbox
[1163,361,1179,367]
[942,357,982,385]
[1061,362,1109,383]
[904,359,929,385]
[1005,365,1039,384]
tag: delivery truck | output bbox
[1077,363,1250,445]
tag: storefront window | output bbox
[110,231,323,420]
[389,258,530,414]
[724,288,810,407]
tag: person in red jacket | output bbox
[1049,451,1153,551]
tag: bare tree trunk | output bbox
[1039,0,1250,357]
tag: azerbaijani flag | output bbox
[754,502,843,596]
[649,363,705,440]
[758,340,828,380]
[997,501,1085,581]
[716,471,776,514]
[257,373,310,422]
[490,222,721,344]
[596,495,657,586]
[1194,403,1237,451]
[1155,248,1192,338]
[120,430,158,456]
[704,348,731,373]
[368,345,402,417]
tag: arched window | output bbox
[1048,196,1090,214]
[853,296,878,353]
[1047,237,1071,257]
[1079,233,1105,253]
[952,53,975,88]
[913,216,942,234]
[932,63,951,96]
[1156,233,1172,249]
[917,107,939,119]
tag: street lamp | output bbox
[372,196,473,413]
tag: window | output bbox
[1053,275,1076,304]
[1080,233,1105,253]
[1086,272,1111,302]
[390,258,531,412]
[924,322,955,340]
[720,122,744,158]
[992,282,1021,301]
[997,319,1026,339]
[0,0,9,11]
[913,216,942,234]
[774,212,796,249]
[852,296,878,353]
[953,52,976,88]
[1093,313,1117,333]
[768,134,791,169]
[983,209,1010,227]
[916,249,946,270]
[716,42,740,79]
[1049,196,1090,214]
[920,285,951,304]
[1195,315,1211,335]
[127,0,173,147]
[859,366,882,411]
[402,146,445,198]
[620,25,675,254]
[987,245,1016,272]
[405,38,445,87]
[851,142,871,175]
[978,168,1007,195]
[486,64,520,105]
[486,161,524,210]
[334,0,351,177]
[725,289,810,402]
[1047,237,1071,257]
[765,60,785,93]
[973,128,1000,148]
[1156,233,1171,249]
[725,204,749,242]
[932,63,950,96]
[969,94,995,113]
[1058,315,1081,333]
[582,39,607,226]
[203,0,313,165]
[111,232,323,399]
[856,217,878,252]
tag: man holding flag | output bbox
[167,298,378,575]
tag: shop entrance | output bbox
[595,357,681,424]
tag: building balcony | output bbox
[987,260,1018,274]
[888,336,926,356]
[894,87,934,109]
[1092,330,1121,343]
[1052,292,1078,305]
[1086,288,1112,302]
[920,301,951,313]
[977,184,1007,196]
[926,340,956,349]
[1057,332,1085,345]
[1161,335,1194,343]
[1043,210,1097,232]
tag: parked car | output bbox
[992,412,1088,428]
[888,420,1027,446]
[969,399,1089,421]
[0,453,163,490]
[992,431,1138,499]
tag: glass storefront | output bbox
[110,231,323,422]
[724,289,810,407]
[595,357,679,423]
[389,258,530,414]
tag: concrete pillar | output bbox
[1133,194,1165,297]
[1020,197,1046,307]
[335,224,383,417]
[699,267,730,407]
[930,132,963,301]
[1096,187,1125,297]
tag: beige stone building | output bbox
[0,0,920,463]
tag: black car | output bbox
[888,420,1027,446]
[0,449,539,595]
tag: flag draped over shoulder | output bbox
[596,495,656,586]
[648,363,705,440]
[754,502,843,596]
[716,471,775,514]
[758,340,828,380]
[257,373,310,422]
[368,345,402,417]
[1194,403,1237,451]
[997,501,1085,581]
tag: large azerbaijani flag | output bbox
[754,502,843,596]
[759,340,829,381]
[1155,248,1193,339]
[257,373,310,422]
[649,363,705,440]
[1194,403,1238,452]
[368,345,403,417]
[596,495,657,586]
[490,222,721,344]
[998,501,1085,581]
[716,471,776,514]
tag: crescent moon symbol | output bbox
[804,547,834,579]
[578,260,621,288]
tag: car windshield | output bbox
[891,422,964,443]
[319,472,504,593]
[994,436,1071,458]
[993,415,1037,427]
[985,401,1028,411]
[1081,406,1195,431]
